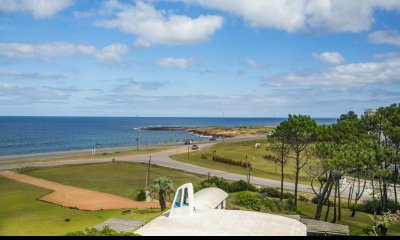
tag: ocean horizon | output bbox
[0,116,337,156]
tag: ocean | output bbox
[0,117,336,156]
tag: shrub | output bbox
[235,192,262,211]
[262,198,278,212]
[66,227,135,236]
[196,177,257,193]
[201,153,212,160]
[298,195,309,203]
[136,189,147,201]
[260,187,293,199]
[212,155,252,169]
[311,196,320,204]
[357,199,400,215]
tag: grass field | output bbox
[0,176,161,236]
[1,162,207,236]
[226,191,400,236]
[171,140,313,185]
[17,162,207,199]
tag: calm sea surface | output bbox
[0,117,336,156]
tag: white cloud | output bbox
[265,57,400,87]
[0,0,74,18]
[95,1,224,47]
[0,68,63,80]
[369,30,400,47]
[0,82,68,99]
[156,57,197,68]
[184,0,400,33]
[0,42,128,65]
[312,52,345,65]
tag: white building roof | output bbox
[194,187,228,210]
[135,209,307,236]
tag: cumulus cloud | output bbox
[312,52,345,65]
[265,57,400,87]
[0,68,63,80]
[156,57,197,68]
[369,30,400,47]
[0,42,128,65]
[184,0,400,33]
[0,0,74,18]
[95,1,224,47]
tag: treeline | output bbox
[267,104,400,234]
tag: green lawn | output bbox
[226,192,400,236]
[171,140,313,185]
[0,176,161,236]
[1,162,207,236]
[18,162,206,199]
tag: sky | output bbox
[0,0,400,118]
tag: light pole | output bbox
[136,113,139,151]
[218,109,225,142]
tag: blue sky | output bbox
[0,0,400,118]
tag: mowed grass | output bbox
[19,162,207,199]
[0,176,162,236]
[171,140,313,185]
[226,192,400,236]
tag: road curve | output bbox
[0,142,393,201]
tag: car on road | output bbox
[209,138,217,141]
[184,140,193,145]
[191,144,199,150]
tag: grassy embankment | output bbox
[171,139,314,185]
[0,148,166,166]
[0,162,206,236]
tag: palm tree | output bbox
[150,177,174,211]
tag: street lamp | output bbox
[218,109,225,142]
[136,113,139,151]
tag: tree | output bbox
[150,177,174,211]
[339,111,358,122]
[285,115,317,211]
[264,121,291,201]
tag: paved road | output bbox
[1,141,397,201]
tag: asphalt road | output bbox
[1,141,398,201]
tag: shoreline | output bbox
[0,134,267,163]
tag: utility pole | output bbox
[136,114,139,151]
[187,145,190,159]
[144,155,152,202]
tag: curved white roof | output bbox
[135,209,307,236]
[194,187,228,210]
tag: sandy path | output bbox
[0,170,161,211]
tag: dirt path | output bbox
[0,170,161,211]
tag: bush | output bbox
[262,198,278,212]
[311,196,320,204]
[298,195,309,203]
[260,187,293,199]
[357,199,400,215]
[196,177,257,193]
[212,155,252,169]
[66,227,135,236]
[201,153,212,160]
[235,192,262,211]
[136,189,147,201]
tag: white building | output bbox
[135,183,307,236]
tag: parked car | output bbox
[209,138,217,141]
[191,144,199,150]
[184,140,193,145]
